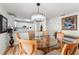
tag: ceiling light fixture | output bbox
[31,3,46,22]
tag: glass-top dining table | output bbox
[35,35,61,53]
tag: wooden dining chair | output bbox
[61,43,77,55]
[56,32,64,51]
[28,31,35,40]
[16,32,44,55]
[46,43,77,55]
[42,31,50,46]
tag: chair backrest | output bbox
[42,31,48,36]
[56,32,64,41]
[61,43,77,55]
[41,31,50,48]
[56,32,64,50]
[28,31,35,40]
[42,31,50,40]
[16,32,37,55]
[20,40,37,55]
[16,32,21,42]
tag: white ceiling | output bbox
[1,3,79,19]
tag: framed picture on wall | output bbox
[62,15,77,30]
[0,15,8,33]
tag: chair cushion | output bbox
[22,43,33,55]
[46,50,61,55]
[36,50,45,55]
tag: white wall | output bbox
[47,17,61,37]
[0,33,8,54]
[0,4,9,54]
[47,12,79,37]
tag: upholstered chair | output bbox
[46,43,77,55]
[56,32,64,51]
[16,32,45,55]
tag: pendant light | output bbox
[31,3,46,22]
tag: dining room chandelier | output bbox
[31,3,46,22]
